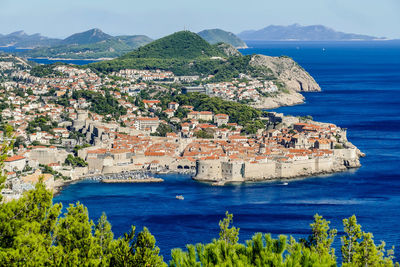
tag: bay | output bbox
[55,41,400,261]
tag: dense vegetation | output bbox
[89,54,273,82]
[173,93,265,134]
[198,28,247,48]
[71,90,127,120]
[0,136,398,266]
[88,31,275,82]
[30,63,66,78]
[151,124,173,137]
[64,154,88,167]
[22,35,153,59]
[141,92,266,134]
[26,115,57,134]
[62,28,112,45]
[120,31,225,60]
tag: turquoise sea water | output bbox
[53,41,400,260]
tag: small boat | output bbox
[282,182,288,186]
[176,195,184,200]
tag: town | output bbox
[0,55,363,201]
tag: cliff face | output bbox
[216,43,242,57]
[251,91,305,110]
[250,55,321,92]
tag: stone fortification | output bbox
[194,147,360,184]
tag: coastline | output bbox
[28,57,113,61]
[195,163,362,186]
[52,178,80,196]
[250,91,306,109]
[53,154,364,193]
[101,178,164,183]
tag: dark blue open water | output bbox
[54,41,400,261]
[28,58,99,65]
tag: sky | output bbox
[0,0,399,39]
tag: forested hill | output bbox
[198,29,248,48]
[21,35,153,59]
[120,31,226,60]
[16,28,153,59]
[62,28,112,45]
[87,31,270,80]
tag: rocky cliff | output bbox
[250,54,321,92]
[215,43,242,57]
[251,91,305,109]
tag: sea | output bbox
[19,41,399,261]
[0,46,99,65]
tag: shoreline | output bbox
[53,161,362,194]
[52,178,80,196]
[28,57,113,61]
[195,165,362,186]
[101,178,164,183]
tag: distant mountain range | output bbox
[1,28,247,59]
[238,24,387,41]
[61,28,112,45]
[3,29,152,59]
[0,31,60,48]
[197,29,247,48]
[0,25,390,59]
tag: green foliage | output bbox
[341,215,397,267]
[301,214,337,265]
[65,154,88,167]
[219,211,239,245]
[0,125,14,202]
[30,63,66,78]
[39,164,69,180]
[334,144,343,149]
[0,182,62,265]
[121,31,225,60]
[151,124,173,137]
[198,29,247,48]
[0,186,165,266]
[299,115,314,121]
[173,93,264,132]
[72,90,127,120]
[55,202,97,265]
[194,129,214,139]
[87,31,276,82]
[73,144,91,155]
[26,115,57,134]
[94,213,114,265]
[22,35,153,59]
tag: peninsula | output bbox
[0,31,363,200]
[238,23,387,41]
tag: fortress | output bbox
[194,148,359,183]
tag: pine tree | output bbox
[218,211,239,245]
[341,215,362,265]
[94,212,114,265]
[302,214,337,266]
[54,202,98,265]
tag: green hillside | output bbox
[198,29,248,48]
[62,28,112,45]
[121,31,225,60]
[88,31,275,82]
[20,35,153,59]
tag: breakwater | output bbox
[83,170,163,183]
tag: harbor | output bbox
[83,170,164,183]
